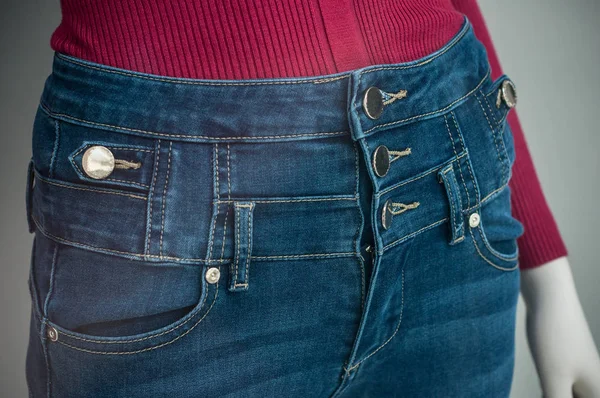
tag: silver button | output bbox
[373,145,391,177]
[205,267,220,284]
[500,79,517,108]
[82,145,115,179]
[47,326,58,342]
[469,212,481,228]
[363,86,384,120]
[381,199,394,230]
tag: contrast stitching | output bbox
[34,171,146,201]
[216,196,357,204]
[444,114,470,208]
[469,227,518,271]
[54,278,219,354]
[462,182,509,214]
[383,218,449,252]
[362,68,490,136]
[145,140,160,256]
[475,92,506,185]
[159,141,172,257]
[49,119,60,179]
[41,104,348,141]
[233,204,241,287]
[220,143,231,261]
[56,52,350,86]
[42,244,58,319]
[70,152,150,189]
[378,152,467,198]
[207,143,219,260]
[31,215,226,264]
[57,273,212,343]
[250,252,355,260]
[450,111,481,202]
[352,140,366,312]
[244,203,254,286]
[347,267,404,371]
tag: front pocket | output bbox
[468,186,524,271]
[31,233,220,355]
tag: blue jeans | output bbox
[25,15,524,397]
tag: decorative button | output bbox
[363,86,384,120]
[373,145,391,177]
[47,326,58,342]
[469,212,480,228]
[381,199,394,230]
[499,79,517,108]
[205,267,220,284]
[81,145,115,179]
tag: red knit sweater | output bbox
[49,0,567,269]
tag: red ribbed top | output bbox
[49,0,567,269]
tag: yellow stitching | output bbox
[159,142,172,257]
[383,218,449,252]
[56,271,212,344]
[145,140,160,256]
[469,227,518,271]
[207,144,219,260]
[216,196,357,204]
[377,152,467,198]
[450,111,481,202]
[244,203,254,286]
[41,104,349,141]
[34,172,147,200]
[475,93,506,184]
[250,252,355,260]
[444,114,470,208]
[363,68,490,135]
[31,215,226,263]
[347,267,404,371]
[54,279,219,355]
[233,204,241,287]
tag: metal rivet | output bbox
[47,326,58,342]
[381,199,394,230]
[372,145,391,177]
[363,86,384,120]
[205,267,220,284]
[82,145,115,180]
[500,79,517,108]
[469,212,481,228]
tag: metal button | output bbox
[500,79,517,108]
[469,212,481,228]
[47,326,58,342]
[363,86,384,120]
[373,145,391,177]
[82,145,115,179]
[381,199,394,230]
[205,267,220,284]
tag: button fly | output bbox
[363,86,384,119]
[82,145,115,179]
[372,145,391,177]
[381,199,394,230]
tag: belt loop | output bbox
[438,163,465,245]
[26,157,36,234]
[229,201,256,292]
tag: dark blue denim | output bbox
[25,15,525,397]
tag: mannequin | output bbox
[521,256,600,396]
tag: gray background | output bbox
[0,0,598,396]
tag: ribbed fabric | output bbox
[48,0,567,269]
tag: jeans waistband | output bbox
[39,15,489,143]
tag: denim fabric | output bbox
[25,15,525,397]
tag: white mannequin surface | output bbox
[520,256,600,397]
